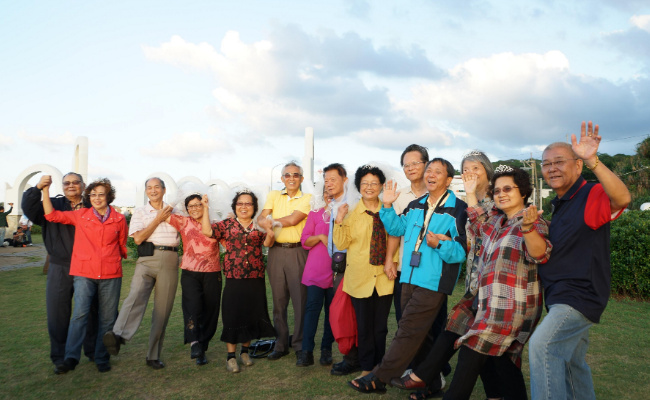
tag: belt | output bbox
[154,245,179,252]
[273,242,301,248]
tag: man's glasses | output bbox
[63,180,82,186]
[493,186,519,195]
[283,173,302,179]
[403,161,424,170]
[236,202,253,207]
[541,159,577,169]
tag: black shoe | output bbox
[54,358,78,375]
[103,331,122,356]
[296,351,314,367]
[146,359,165,370]
[190,342,203,359]
[196,354,208,366]
[319,349,333,366]
[330,360,362,376]
[267,350,289,360]
[96,363,111,373]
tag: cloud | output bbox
[143,26,444,142]
[602,16,650,68]
[345,0,371,19]
[400,51,650,151]
[140,132,232,161]
[18,131,76,149]
[631,15,650,32]
[0,134,14,148]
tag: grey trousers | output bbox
[266,245,308,352]
[112,249,179,360]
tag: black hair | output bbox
[84,178,116,205]
[184,194,202,211]
[400,144,429,166]
[323,163,347,178]
[489,167,533,205]
[426,158,455,179]
[231,191,259,216]
[354,165,386,191]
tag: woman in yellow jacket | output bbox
[334,165,394,380]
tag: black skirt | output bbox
[220,277,276,344]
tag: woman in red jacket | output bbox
[42,177,127,374]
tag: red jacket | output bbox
[45,206,127,279]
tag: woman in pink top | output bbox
[297,190,335,367]
[167,194,221,366]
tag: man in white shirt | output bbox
[103,177,180,370]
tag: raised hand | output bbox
[37,175,52,190]
[201,194,209,209]
[462,173,478,194]
[335,203,349,224]
[382,180,400,207]
[521,205,541,230]
[571,121,601,161]
[157,205,173,222]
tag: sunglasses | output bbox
[493,185,519,195]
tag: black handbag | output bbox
[331,252,347,274]
[137,241,155,257]
[249,339,276,358]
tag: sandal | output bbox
[408,388,444,400]
[347,372,387,394]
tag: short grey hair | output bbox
[461,150,494,182]
[281,161,303,176]
[543,142,578,159]
[145,177,166,189]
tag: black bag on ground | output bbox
[249,339,276,358]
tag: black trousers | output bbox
[415,330,518,400]
[350,289,393,371]
[46,261,98,365]
[181,270,222,351]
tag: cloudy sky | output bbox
[2,0,649,206]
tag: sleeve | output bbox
[523,218,553,264]
[212,220,226,241]
[169,214,183,231]
[119,217,128,259]
[436,205,468,264]
[44,209,77,225]
[333,215,352,251]
[21,188,46,226]
[379,206,407,237]
[584,184,619,230]
[127,208,145,236]
[301,211,317,250]
[262,191,278,211]
[296,194,313,215]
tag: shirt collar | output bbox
[145,201,168,212]
[92,206,111,223]
[280,188,304,199]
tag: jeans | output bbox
[0,226,6,245]
[302,285,334,352]
[529,304,595,400]
[65,276,122,365]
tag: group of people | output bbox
[0,203,34,247]
[19,120,629,400]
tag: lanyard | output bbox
[414,191,448,252]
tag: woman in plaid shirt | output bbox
[400,166,551,400]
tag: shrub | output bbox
[609,210,650,299]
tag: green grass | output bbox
[0,261,648,400]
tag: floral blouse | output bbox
[169,214,220,273]
[211,218,267,279]
[447,205,552,367]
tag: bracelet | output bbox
[586,156,599,170]
[520,224,536,234]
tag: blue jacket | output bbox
[380,190,467,294]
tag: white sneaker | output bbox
[401,368,413,378]
[440,372,446,389]
[239,352,254,366]
[226,358,240,373]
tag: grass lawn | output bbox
[1,259,648,400]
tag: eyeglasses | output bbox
[493,186,519,195]
[283,173,302,179]
[187,204,202,209]
[360,182,380,188]
[236,202,253,207]
[63,180,82,186]
[89,193,106,198]
[541,159,578,169]
[403,161,424,170]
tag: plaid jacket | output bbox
[447,205,551,366]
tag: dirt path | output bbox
[0,243,47,272]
